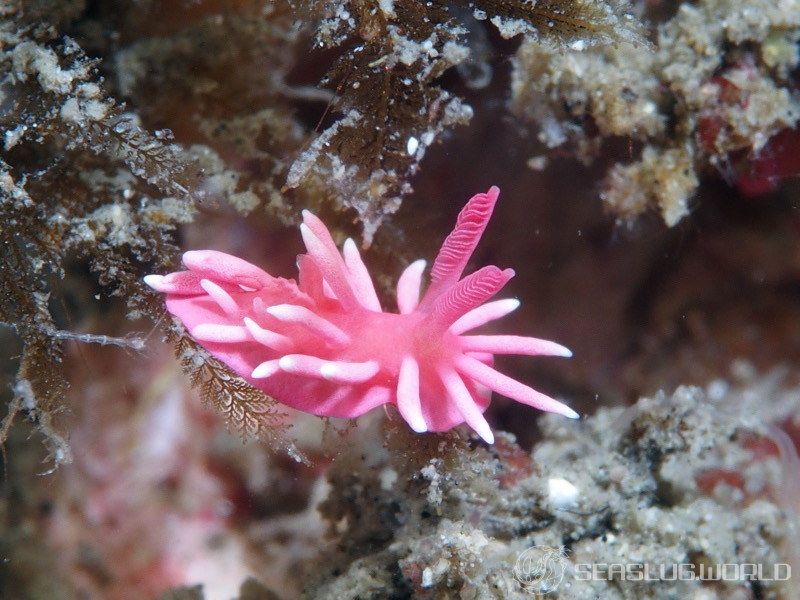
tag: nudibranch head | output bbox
[145,187,577,443]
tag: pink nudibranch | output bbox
[145,187,578,443]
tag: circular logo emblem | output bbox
[513,545,567,594]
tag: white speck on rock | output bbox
[548,477,579,508]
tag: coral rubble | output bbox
[306,383,798,599]
[511,0,800,225]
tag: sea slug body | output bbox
[145,187,578,443]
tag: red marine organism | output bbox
[145,187,577,443]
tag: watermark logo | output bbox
[513,545,567,594]
[511,546,791,596]
[574,562,791,582]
